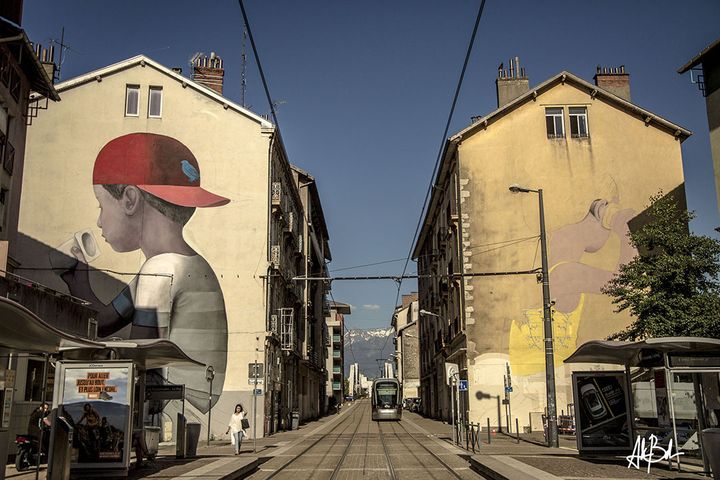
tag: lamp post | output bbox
[206,365,214,447]
[508,184,558,448]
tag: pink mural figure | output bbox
[60,132,229,412]
[510,192,637,375]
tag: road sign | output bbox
[505,386,513,393]
[253,388,263,396]
[458,380,468,392]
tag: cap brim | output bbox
[138,185,230,208]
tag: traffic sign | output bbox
[458,380,468,392]
[505,386,513,393]
[253,388,263,396]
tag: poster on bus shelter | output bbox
[572,371,633,453]
[58,362,133,468]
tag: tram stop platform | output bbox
[468,433,711,480]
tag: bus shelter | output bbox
[565,337,720,475]
[0,295,205,479]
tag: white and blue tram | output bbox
[371,378,402,421]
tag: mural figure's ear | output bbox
[121,186,143,216]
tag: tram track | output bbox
[262,400,363,480]
[328,403,367,480]
[378,422,464,480]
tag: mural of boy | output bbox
[60,132,229,412]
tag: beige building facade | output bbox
[414,60,691,429]
[393,293,419,399]
[17,54,331,439]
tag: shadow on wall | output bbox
[11,232,126,336]
[627,184,688,257]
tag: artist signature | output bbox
[626,434,683,473]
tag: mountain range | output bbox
[343,327,394,378]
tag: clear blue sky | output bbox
[23,0,720,329]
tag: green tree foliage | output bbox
[602,192,720,340]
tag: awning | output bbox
[564,337,720,367]
[0,296,102,354]
[60,338,206,369]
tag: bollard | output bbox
[529,412,532,433]
[487,418,491,444]
[516,418,520,443]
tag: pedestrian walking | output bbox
[226,404,247,455]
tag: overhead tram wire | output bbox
[238,0,281,131]
[381,0,488,360]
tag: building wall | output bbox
[17,62,275,438]
[457,81,685,427]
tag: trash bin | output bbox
[144,426,161,458]
[291,411,300,430]
[185,423,201,457]
[47,415,73,480]
[702,428,720,480]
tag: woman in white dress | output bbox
[225,404,247,455]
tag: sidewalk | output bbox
[4,403,357,480]
[463,431,710,480]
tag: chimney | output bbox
[496,56,529,108]
[191,52,225,95]
[33,43,56,84]
[593,65,631,102]
[401,292,418,309]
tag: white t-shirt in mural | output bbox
[112,253,228,412]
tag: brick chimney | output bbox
[191,52,225,95]
[496,57,529,108]
[594,65,631,102]
[401,292,418,308]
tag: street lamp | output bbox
[419,309,440,318]
[508,183,558,448]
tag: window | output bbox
[569,107,589,138]
[125,85,139,116]
[148,86,163,118]
[545,107,564,138]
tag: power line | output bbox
[381,0,488,360]
[293,269,540,282]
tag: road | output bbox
[249,399,482,480]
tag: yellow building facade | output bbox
[415,65,691,430]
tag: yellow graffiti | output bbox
[509,295,584,376]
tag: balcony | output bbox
[332,382,342,391]
[333,350,341,358]
[332,334,341,343]
[333,366,341,374]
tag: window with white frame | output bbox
[569,107,589,138]
[125,85,139,116]
[148,86,163,118]
[545,107,564,138]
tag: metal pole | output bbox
[538,189,558,448]
[36,354,49,480]
[450,376,456,445]
[207,374,213,447]
[253,337,259,453]
[516,418,520,443]
[455,375,461,445]
[486,417,491,444]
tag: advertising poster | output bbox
[59,363,133,467]
[573,371,632,453]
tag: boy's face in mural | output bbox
[93,185,143,253]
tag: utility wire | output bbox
[238,0,280,131]
[380,0,487,359]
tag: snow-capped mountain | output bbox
[344,327,394,377]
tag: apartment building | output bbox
[16,53,332,439]
[392,293,420,399]
[679,37,720,211]
[413,58,691,428]
[325,301,351,408]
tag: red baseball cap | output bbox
[93,133,230,208]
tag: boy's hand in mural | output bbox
[59,246,133,337]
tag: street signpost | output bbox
[459,380,468,392]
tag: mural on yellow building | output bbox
[509,178,637,376]
[57,132,229,411]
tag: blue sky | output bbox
[22,0,720,329]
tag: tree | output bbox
[602,192,720,340]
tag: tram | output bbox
[371,378,402,421]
